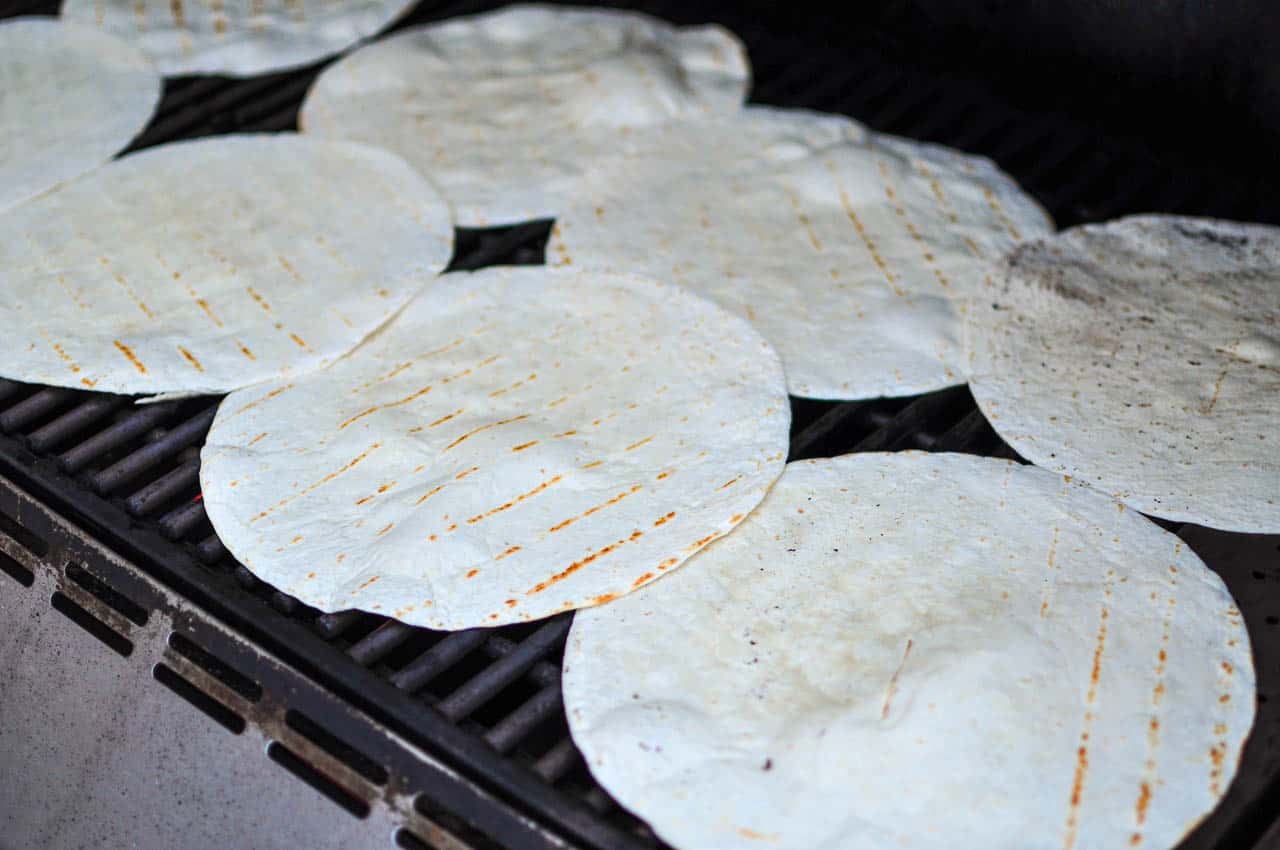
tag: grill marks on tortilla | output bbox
[562,453,1255,850]
[1062,573,1112,850]
[1130,560,1179,847]
[201,267,788,630]
[0,135,452,396]
[555,108,1051,399]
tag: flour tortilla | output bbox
[60,0,416,77]
[299,4,750,226]
[564,452,1254,850]
[0,133,452,396]
[552,109,1053,399]
[200,266,789,630]
[966,215,1280,532]
[0,17,160,213]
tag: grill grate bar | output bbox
[125,459,201,517]
[0,387,79,433]
[483,684,563,755]
[27,395,129,453]
[59,401,182,474]
[348,619,418,666]
[91,405,216,494]
[435,618,571,723]
[157,496,210,540]
[850,386,974,453]
[315,609,366,639]
[532,737,583,784]
[392,628,491,693]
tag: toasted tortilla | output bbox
[200,266,789,630]
[552,109,1053,399]
[299,4,750,226]
[967,215,1280,532]
[0,17,160,213]
[564,451,1254,850]
[0,133,452,396]
[59,0,416,76]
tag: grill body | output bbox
[0,2,1277,849]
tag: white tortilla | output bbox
[0,17,160,213]
[966,215,1280,532]
[552,109,1053,399]
[59,0,417,77]
[564,452,1255,850]
[0,133,452,396]
[200,266,789,630]
[299,4,750,226]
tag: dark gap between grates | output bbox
[284,708,390,787]
[0,549,34,587]
[65,561,149,626]
[266,741,371,819]
[50,591,133,657]
[153,662,247,734]
[168,632,264,702]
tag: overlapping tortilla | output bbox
[60,0,416,76]
[565,452,1254,850]
[0,134,452,396]
[967,215,1280,532]
[552,109,1053,399]
[201,267,789,629]
[0,17,160,213]
[299,4,750,225]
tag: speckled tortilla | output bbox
[60,0,416,77]
[552,109,1053,399]
[299,4,750,226]
[0,134,452,396]
[564,452,1254,850]
[200,267,789,630]
[0,17,160,213]
[967,215,1280,532]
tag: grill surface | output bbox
[1,2,1278,849]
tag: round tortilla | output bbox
[0,133,452,396]
[552,109,1053,399]
[0,17,160,213]
[966,215,1280,532]
[564,452,1254,850]
[299,4,750,226]
[59,0,416,77]
[200,266,789,630]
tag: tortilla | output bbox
[564,452,1254,850]
[299,4,750,226]
[0,133,452,396]
[200,266,789,630]
[59,0,416,77]
[552,109,1053,399]
[966,215,1280,532]
[0,17,160,213]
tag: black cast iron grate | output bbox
[1,2,1277,849]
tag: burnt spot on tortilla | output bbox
[1171,222,1249,249]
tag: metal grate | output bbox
[1,2,1278,849]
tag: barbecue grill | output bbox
[1,2,1277,849]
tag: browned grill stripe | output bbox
[112,340,147,374]
[177,345,204,372]
[464,475,563,527]
[444,415,529,450]
[250,442,381,523]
